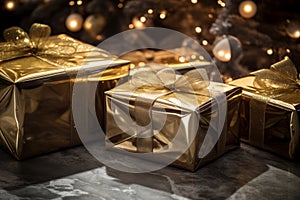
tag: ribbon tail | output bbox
[249,97,267,147]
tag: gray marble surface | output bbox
[0,143,299,200]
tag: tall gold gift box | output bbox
[230,57,300,160]
[0,24,129,159]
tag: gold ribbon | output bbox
[252,56,300,94]
[248,57,299,154]
[129,67,213,153]
[0,23,109,68]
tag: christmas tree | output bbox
[0,0,299,79]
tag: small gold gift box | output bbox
[105,68,242,171]
[0,24,130,159]
[230,57,300,160]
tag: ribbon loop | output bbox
[29,23,51,49]
[3,26,32,48]
[252,57,300,93]
[0,23,84,63]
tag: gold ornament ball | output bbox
[239,1,257,19]
[84,15,107,36]
[213,35,242,62]
[65,13,83,32]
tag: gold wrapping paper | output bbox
[0,24,130,160]
[230,57,300,160]
[120,49,215,75]
[105,69,242,171]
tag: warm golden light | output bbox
[69,1,75,6]
[77,0,82,5]
[160,11,167,19]
[286,48,291,53]
[244,4,252,13]
[96,35,103,40]
[132,17,144,29]
[291,30,300,39]
[140,16,146,23]
[266,48,273,55]
[195,26,202,33]
[191,0,198,4]
[218,50,225,57]
[191,55,197,60]
[117,3,123,8]
[128,24,134,29]
[178,56,186,63]
[5,1,15,10]
[148,9,153,14]
[202,40,208,46]
[224,53,231,60]
[65,13,83,32]
[286,21,300,39]
[218,0,226,7]
[239,1,257,18]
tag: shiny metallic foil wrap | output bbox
[120,49,216,75]
[105,69,242,171]
[230,57,300,160]
[0,24,130,160]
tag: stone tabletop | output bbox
[0,143,299,200]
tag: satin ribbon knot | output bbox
[0,23,79,62]
[252,56,300,94]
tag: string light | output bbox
[77,0,82,5]
[5,0,15,10]
[148,9,153,14]
[65,13,83,32]
[266,48,273,55]
[199,56,204,60]
[178,56,186,63]
[128,24,134,29]
[191,0,197,4]
[140,16,147,23]
[286,48,291,53]
[195,26,202,33]
[118,3,123,8]
[202,40,208,46]
[217,0,226,7]
[239,1,257,18]
[69,1,75,6]
[208,14,213,19]
[160,10,167,19]
[132,17,144,29]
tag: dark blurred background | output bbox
[0,0,299,79]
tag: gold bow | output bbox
[0,23,79,62]
[128,67,211,152]
[247,57,299,158]
[0,23,110,69]
[252,56,300,95]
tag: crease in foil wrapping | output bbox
[105,68,242,171]
[230,57,300,160]
[0,24,130,159]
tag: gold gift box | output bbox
[120,49,216,75]
[105,69,242,171]
[0,24,130,160]
[230,57,300,160]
